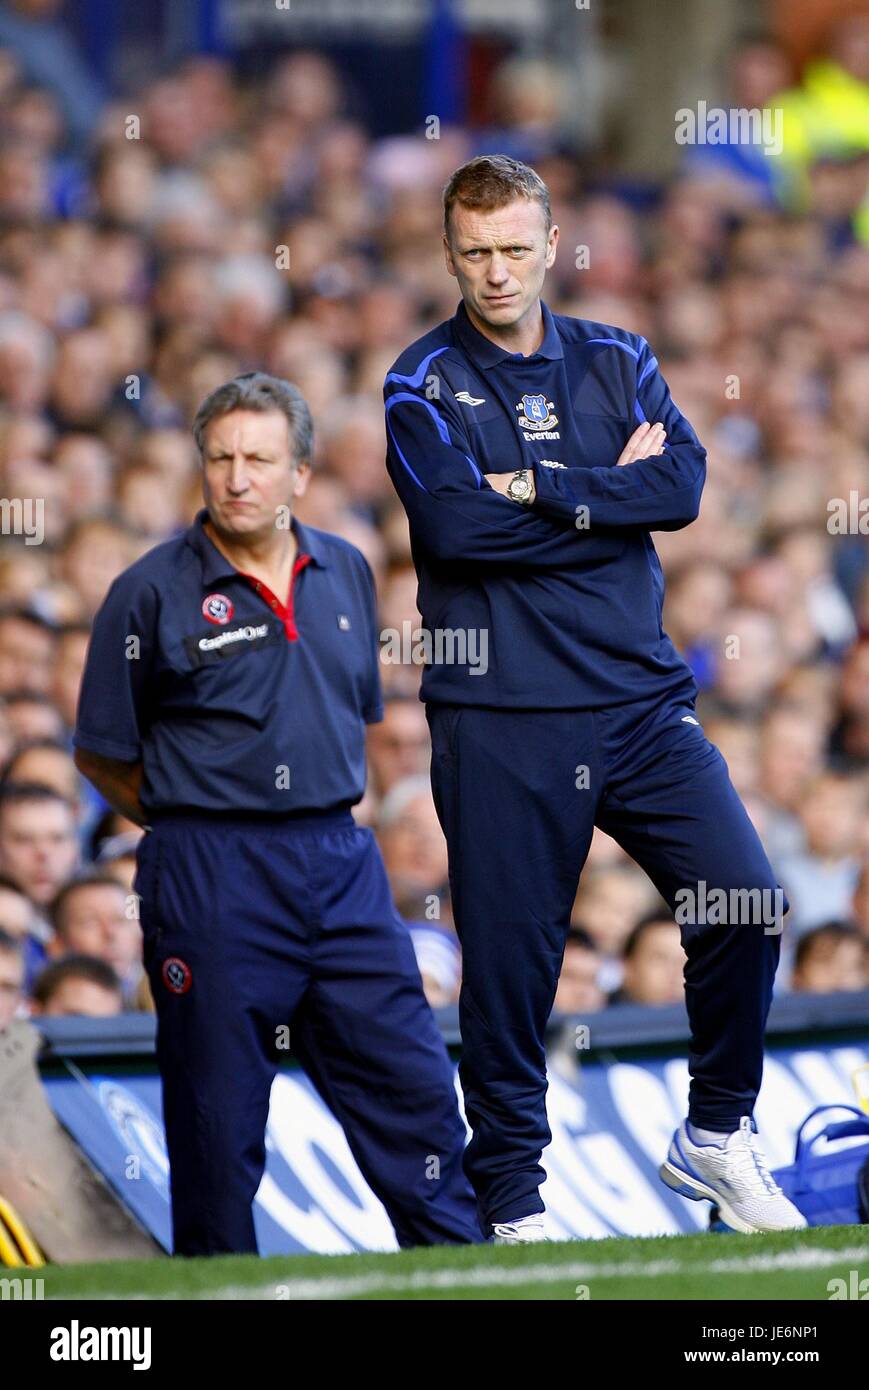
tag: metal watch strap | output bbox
[508,467,532,503]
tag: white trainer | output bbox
[659,1116,808,1234]
[492,1214,548,1244]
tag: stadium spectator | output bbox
[773,12,869,220]
[2,738,82,809]
[49,621,90,732]
[30,954,123,1017]
[662,561,733,690]
[0,608,56,695]
[377,774,451,922]
[700,713,761,800]
[553,927,606,1015]
[756,704,829,861]
[854,861,869,941]
[92,830,142,893]
[0,0,105,147]
[55,519,133,618]
[377,565,425,699]
[2,691,66,743]
[0,701,13,769]
[48,874,142,1005]
[52,437,113,523]
[407,921,461,1009]
[775,771,866,933]
[0,871,50,986]
[116,461,184,540]
[0,927,25,1030]
[0,873,39,939]
[679,31,792,209]
[708,608,786,717]
[830,633,869,766]
[88,808,142,864]
[608,914,688,1008]
[790,921,867,994]
[571,865,660,967]
[367,694,430,798]
[0,782,79,906]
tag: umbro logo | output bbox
[681,715,700,725]
[455,391,485,406]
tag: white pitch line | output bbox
[56,1243,869,1302]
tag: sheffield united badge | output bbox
[202,593,234,625]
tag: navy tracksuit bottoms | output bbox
[134,807,483,1255]
[427,685,787,1231]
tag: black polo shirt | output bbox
[74,509,383,815]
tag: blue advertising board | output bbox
[43,1038,869,1254]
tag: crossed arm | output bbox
[486,421,669,502]
[384,341,706,566]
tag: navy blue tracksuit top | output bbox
[383,298,707,708]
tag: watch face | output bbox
[510,474,531,501]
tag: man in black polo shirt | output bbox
[73,372,481,1256]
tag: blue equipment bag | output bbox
[773,1104,869,1227]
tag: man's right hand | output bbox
[73,748,148,827]
[616,422,667,466]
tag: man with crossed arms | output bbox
[385,155,805,1243]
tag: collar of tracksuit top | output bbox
[72,509,383,815]
[383,297,707,709]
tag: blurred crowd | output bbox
[0,17,867,1034]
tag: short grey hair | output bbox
[192,372,314,466]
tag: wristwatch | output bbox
[506,467,533,504]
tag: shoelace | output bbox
[728,1121,783,1198]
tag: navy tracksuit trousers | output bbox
[427,685,787,1231]
[134,808,483,1255]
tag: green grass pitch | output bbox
[38,1224,869,1301]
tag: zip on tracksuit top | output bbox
[383,297,707,708]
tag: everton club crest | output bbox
[516,394,560,441]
